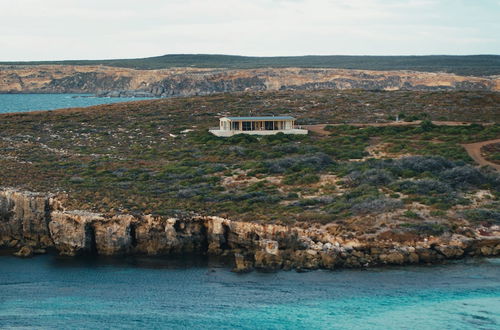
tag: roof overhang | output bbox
[222,116,295,121]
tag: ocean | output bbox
[0,255,499,329]
[0,94,153,114]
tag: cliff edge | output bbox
[1,188,498,272]
[1,65,499,96]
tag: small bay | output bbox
[0,94,153,114]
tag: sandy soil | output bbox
[462,138,500,171]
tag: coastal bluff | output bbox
[1,65,499,97]
[1,188,498,272]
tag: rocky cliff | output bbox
[1,65,499,97]
[1,188,498,271]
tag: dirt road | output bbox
[462,139,500,171]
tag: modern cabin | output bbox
[209,116,308,137]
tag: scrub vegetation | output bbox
[2,54,500,76]
[0,89,499,236]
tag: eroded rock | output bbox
[1,188,499,272]
[232,253,254,273]
[13,245,33,258]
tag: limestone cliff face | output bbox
[0,189,52,248]
[1,65,498,96]
[1,188,499,271]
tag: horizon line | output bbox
[1,53,499,63]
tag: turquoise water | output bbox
[0,94,154,114]
[0,255,498,329]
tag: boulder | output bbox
[254,250,282,271]
[262,240,279,255]
[417,248,443,263]
[408,252,420,264]
[434,245,464,259]
[232,253,253,273]
[379,252,405,265]
[291,250,320,270]
[480,246,494,256]
[319,251,337,269]
[13,246,33,258]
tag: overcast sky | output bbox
[1,0,499,61]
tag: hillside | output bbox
[2,54,500,76]
[1,89,499,218]
[1,89,499,268]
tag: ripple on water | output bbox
[0,255,499,328]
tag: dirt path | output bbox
[462,139,500,171]
[303,124,331,135]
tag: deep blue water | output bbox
[0,255,499,329]
[0,94,153,114]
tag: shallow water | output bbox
[0,94,153,114]
[0,255,498,329]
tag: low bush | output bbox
[394,179,452,195]
[209,190,283,205]
[283,172,320,185]
[259,153,333,174]
[462,208,500,225]
[350,197,403,215]
[403,210,421,218]
[345,168,394,187]
[393,179,466,208]
[392,156,456,174]
[439,165,486,188]
[400,222,449,236]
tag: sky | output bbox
[0,0,499,61]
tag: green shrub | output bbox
[283,173,320,185]
[400,222,448,236]
[462,209,500,225]
[351,197,403,215]
[346,168,394,187]
[259,153,333,174]
[403,210,420,218]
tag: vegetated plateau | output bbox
[1,89,499,270]
[3,54,500,76]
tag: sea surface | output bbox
[0,94,153,114]
[0,255,499,329]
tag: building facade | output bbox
[209,116,308,137]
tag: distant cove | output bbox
[0,94,153,114]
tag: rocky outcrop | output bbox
[1,65,499,96]
[0,189,53,248]
[0,188,499,271]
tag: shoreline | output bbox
[1,188,499,273]
[1,249,498,273]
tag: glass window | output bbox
[264,121,274,130]
[242,122,252,131]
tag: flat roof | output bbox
[223,116,295,121]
